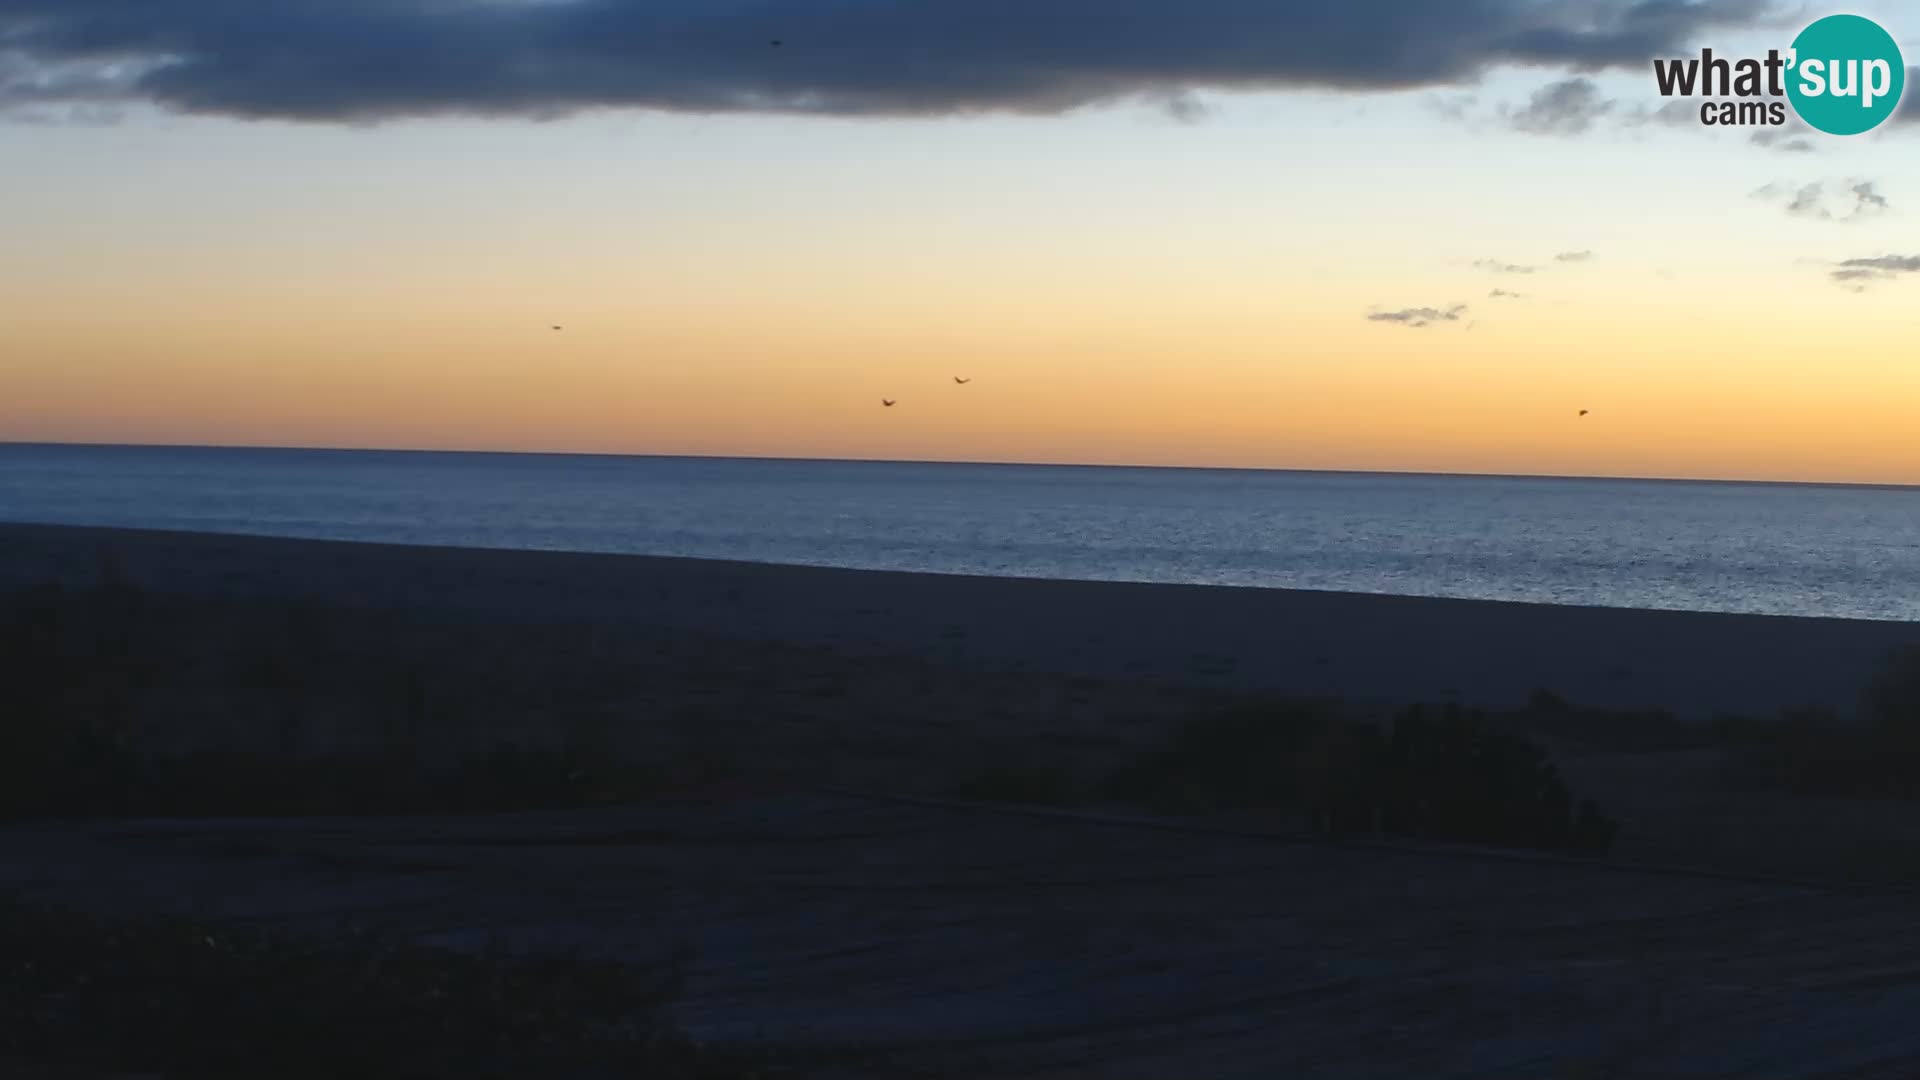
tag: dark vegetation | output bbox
[0,575,894,1079]
[8,570,1920,845]
[955,703,1620,855]
[1707,645,1920,800]
[1516,648,1920,802]
[941,657,1920,859]
[0,577,736,821]
[0,894,803,1079]
[1104,702,1620,854]
[6,575,1615,855]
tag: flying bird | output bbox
[550,325,563,331]
[953,376,971,385]
[1578,409,1589,417]
[770,39,782,47]
[882,399,896,407]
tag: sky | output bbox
[5,1,1920,484]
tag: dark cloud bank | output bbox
[0,0,1770,122]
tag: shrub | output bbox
[0,583,698,821]
[1717,646,1920,801]
[1098,702,1614,855]
[1100,703,1348,813]
[1723,705,1920,800]
[1384,705,1601,852]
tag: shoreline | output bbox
[5,521,1916,719]
[10,439,1920,491]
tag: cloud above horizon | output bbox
[1755,179,1890,221]
[1472,251,1593,277]
[0,0,1773,122]
[1505,77,1615,135]
[1367,304,1468,328]
[1491,66,1920,143]
[1748,126,1817,153]
[1830,255,1920,288]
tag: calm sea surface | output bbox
[3,443,1918,621]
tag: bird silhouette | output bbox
[953,376,971,385]
[882,399,896,407]
[551,325,563,331]
[1578,409,1589,417]
[770,39,782,47]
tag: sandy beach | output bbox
[10,792,1920,1079]
[3,521,1915,722]
[13,520,1920,881]
[12,528,1920,1076]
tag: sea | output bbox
[3,442,1918,622]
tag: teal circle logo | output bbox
[1787,14,1905,135]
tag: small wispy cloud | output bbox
[1488,288,1525,299]
[1366,304,1468,328]
[1750,127,1817,154]
[1830,254,1920,288]
[1482,67,1919,145]
[1755,178,1891,221]
[1425,93,1479,123]
[1553,250,1594,263]
[1505,78,1615,135]
[1151,88,1211,124]
[1473,259,1536,274]
[1851,180,1890,214]
[1632,99,1701,128]
[1786,182,1823,215]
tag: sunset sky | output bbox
[5,2,1920,483]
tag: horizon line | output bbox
[4,439,1919,493]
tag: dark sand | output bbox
[14,521,1920,881]
[3,522,1915,720]
[9,793,1920,1079]
[12,525,1920,1074]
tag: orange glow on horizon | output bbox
[7,104,1920,486]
